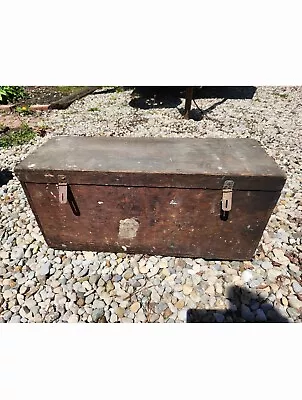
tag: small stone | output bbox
[190,290,201,303]
[241,270,253,283]
[287,307,300,319]
[261,261,273,270]
[138,263,148,274]
[9,315,21,323]
[148,265,160,277]
[116,307,125,318]
[3,290,15,300]
[123,268,134,280]
[175,300,185,309]
[83,251,95,261]
[177,309,187,321]
[82,281,92,291]
[288,295,302,310]
[11,247,24,260]
[77,297,85,307]
[106,281,114,292]
[113,275,122,282]
[130,302,140,313]
[214,313,225,323]
[37,262,50,276]
[292,281,302,294]
[151,289,160,303]
[205,285,215,296]
[255,309,267,322]
[135,308,146,322]
[281,297,288,307]
[92,308,104,322]
[163,308,172,318]
[182,284,193,295]
[68,315,79,323]
[85,294,94,305]
[241,304,255,322]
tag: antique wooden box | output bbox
[14,136,286,260]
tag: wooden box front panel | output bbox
[23,183,281,260]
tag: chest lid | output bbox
[14,136,286,191]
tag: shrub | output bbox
[0,86,26,104]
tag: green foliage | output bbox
[0,86,26,104]
[88,107,99,112]
[0,123,36,148]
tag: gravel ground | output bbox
[0,86,301,323]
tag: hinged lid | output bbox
[14,136,286,191]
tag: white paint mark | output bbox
[98,201,104,205]
[121,245,128,251]
[170,200,178,205]
[44,173,54,177]
[28,164,36,168]
[118,218,140,239]
[218,166,223,170]
[50,191,56,199]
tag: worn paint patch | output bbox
[118,218,139,239]
[170,200,178,205]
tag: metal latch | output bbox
[58,175,67,204]
[221,180,234,221]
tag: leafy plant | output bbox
[15,105,33,115]
[0,86,26,104]
[0,123,36,148]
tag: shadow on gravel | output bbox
[0,169,13,187]
[128,86,184,109]
[193,86,257,100]
[187,285,289,323]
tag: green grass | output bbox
[0,123,36,148]
[88,107,99,112]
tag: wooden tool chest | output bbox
[14,136,286,260]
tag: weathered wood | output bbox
[14,137,286,191]
[48,87,101,110]
[24,183,281,260]
[15,136,286,260]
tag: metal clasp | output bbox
[221,180,234,221]
[58,175,67,204]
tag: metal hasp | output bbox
[221,180,234,221]
[58,174,67,204]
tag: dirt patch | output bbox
[15,86,86,107]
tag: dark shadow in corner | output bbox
[67,186,80,216]
[187,285,289,323]
[0,169,13,187]
[128,87,185,110]
[193,86,257,100]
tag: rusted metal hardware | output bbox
[221,180,234,212]
[58,175,67,204]
[221,180,234,221]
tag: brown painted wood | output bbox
[15,137,286,191]
[24,182,281,260]
[15,136,286,260]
